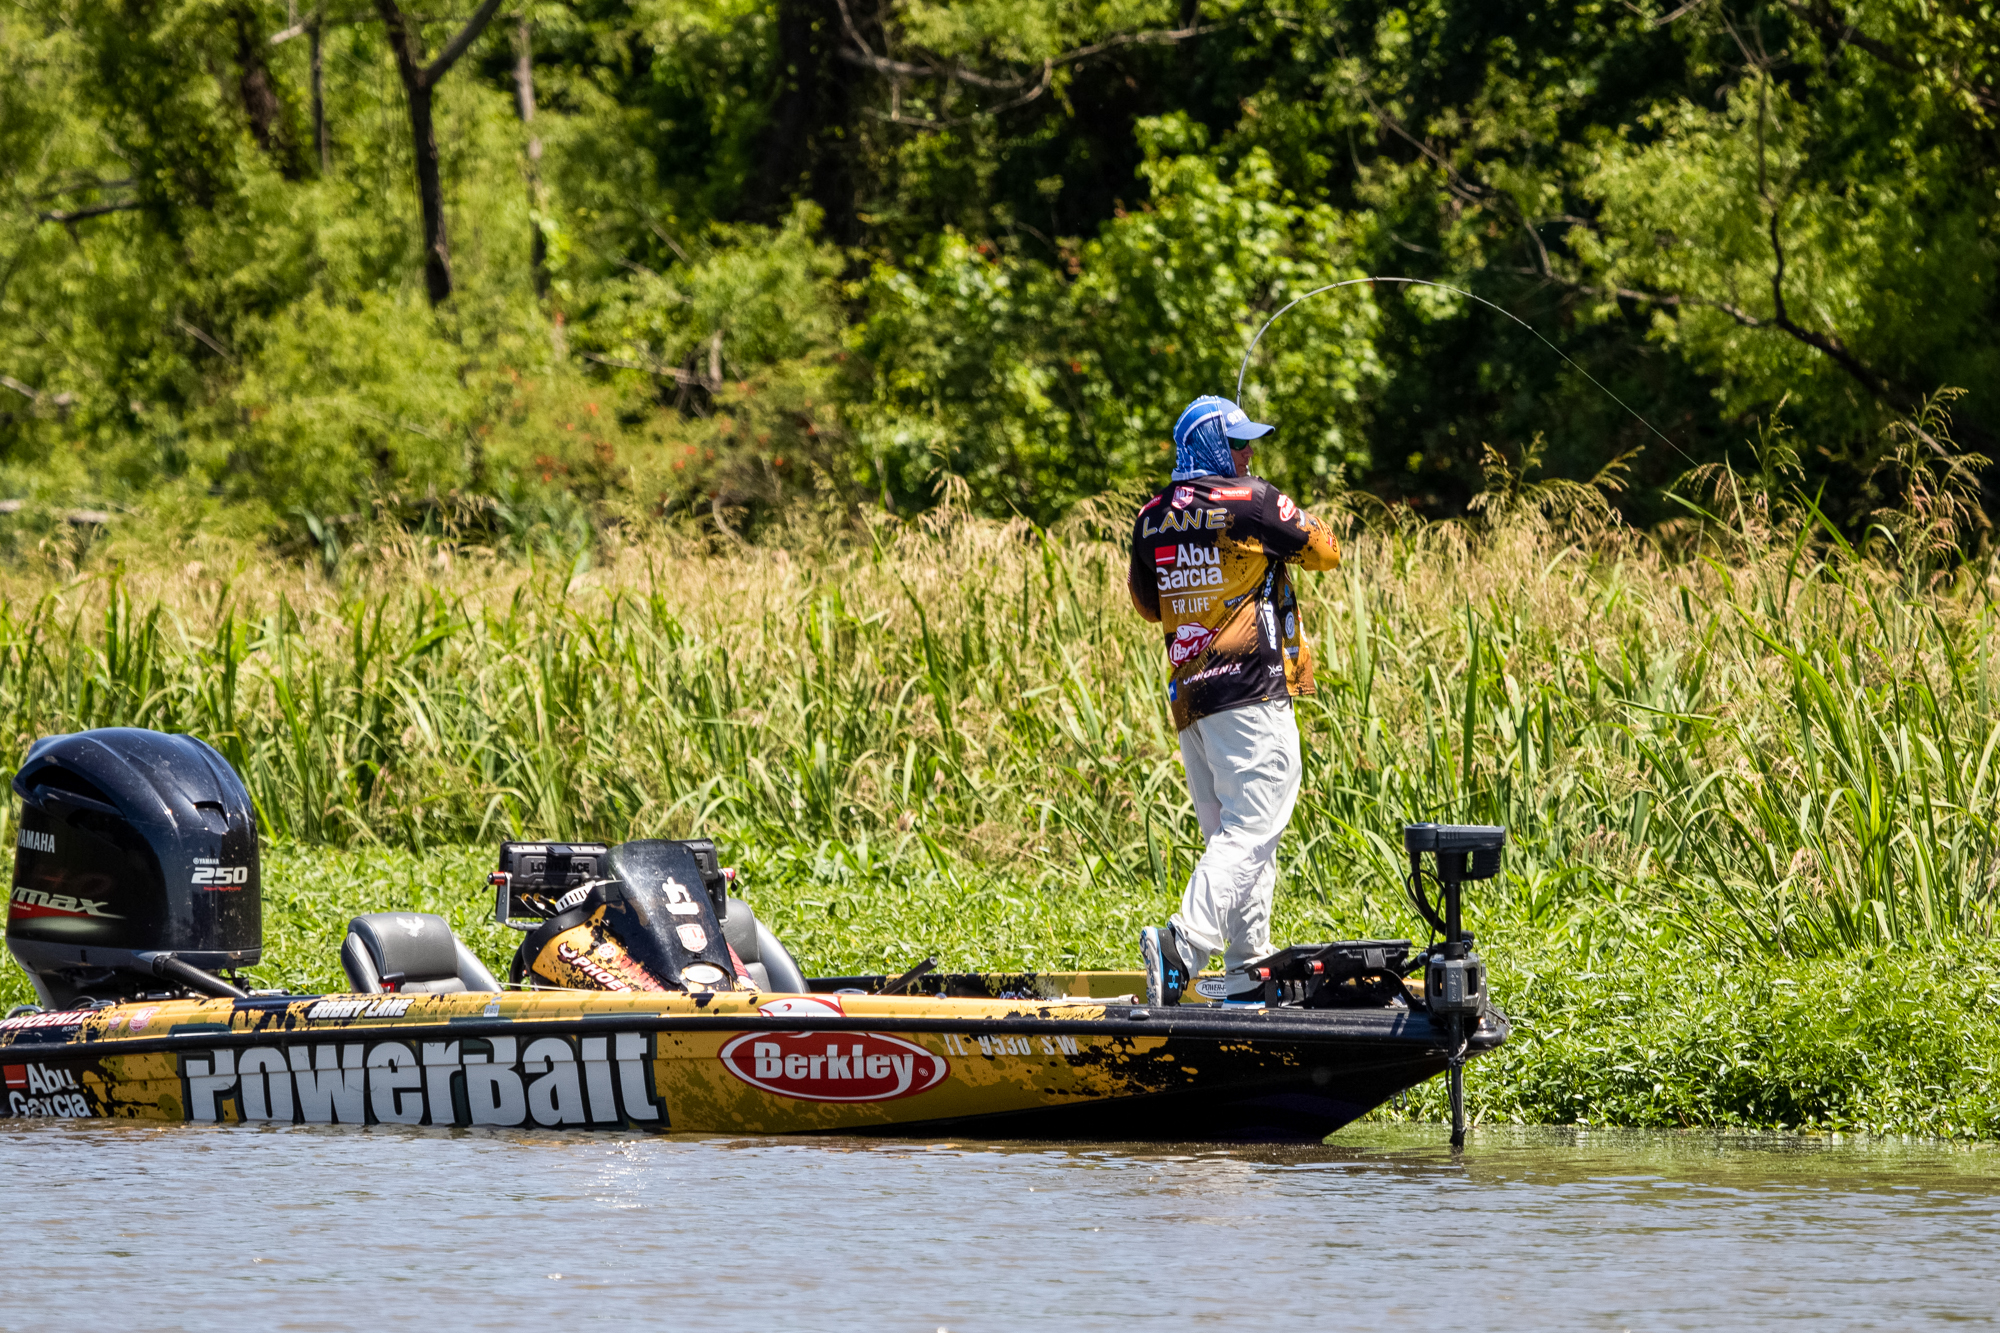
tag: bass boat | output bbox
[2,728,1507,1142]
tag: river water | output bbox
[2,1121,1994,1330]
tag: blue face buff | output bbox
[1171,396,1275,481]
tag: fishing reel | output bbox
[1403,822,1505,1147]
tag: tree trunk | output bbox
[232,1,305,178]
[310,18,329,173]
[745,0,859,240]
[404,79,453,304]
[512,19,548,297]
[374,0,507,306]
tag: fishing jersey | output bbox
[1127,475,1341,731]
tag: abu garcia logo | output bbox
[3,1062,91,1119]
[1154,544,1223,591]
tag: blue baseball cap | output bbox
[1171,396,1275,481]
[1174,396,1275,445]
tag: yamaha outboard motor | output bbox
[8,728,260,1007]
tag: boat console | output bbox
[488,836,805,994]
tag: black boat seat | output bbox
[341,913,501,994]
[723,897,807,993]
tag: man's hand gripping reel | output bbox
[1403,822,1506,1148]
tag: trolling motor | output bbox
[1403,822,1505,1148]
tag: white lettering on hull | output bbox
[2,1061,92,1118]
[176,1034,662,1127]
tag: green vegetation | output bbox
[4,0,1996,532]
[6,0,1998,1136]
[4,446,2000,1136]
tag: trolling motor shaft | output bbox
[1403,822,1506,1148]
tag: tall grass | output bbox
[0,464,1997,970]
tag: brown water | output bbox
[2,1122,1995,1330]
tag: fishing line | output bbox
[1234,276,1696,468]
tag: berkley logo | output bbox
[16,829,55,854]
[1167,623,1215,667]
[758,996,844,1019]
[718,1030,949,1103]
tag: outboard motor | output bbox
[8,728,261,1007]
[496,838,747,993]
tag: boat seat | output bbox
[341,912,501,995]
[723,897,808,993]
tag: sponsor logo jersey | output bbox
[1128,474,1340,730]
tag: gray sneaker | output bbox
[1139,925,1189,1007]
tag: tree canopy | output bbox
[2,0,1994,535]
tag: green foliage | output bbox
[229,293,477,516]
[858,119,1384,516]
[6,0,1995,533]
[1573,71,1997,431]
[7,0,2000,1142]
[1391,936,2000,1139]
[5,487,2000,1134]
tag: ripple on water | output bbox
[1,1121,1996,1331]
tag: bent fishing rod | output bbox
[1234,276,1694,468]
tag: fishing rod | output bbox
[1234,276,1695,468]
[1232,283,1677,1150]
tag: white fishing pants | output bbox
[1171,697,1302,976]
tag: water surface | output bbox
[2,1122,1994,1330]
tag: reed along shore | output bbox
[3,488,1997,1138]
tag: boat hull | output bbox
[0,983,1506,1143]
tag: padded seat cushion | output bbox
[342,912,500,994]
[722,897,808,993]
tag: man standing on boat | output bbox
[1130,395,1341,1006]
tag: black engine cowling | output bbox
[8,727,262,1007]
